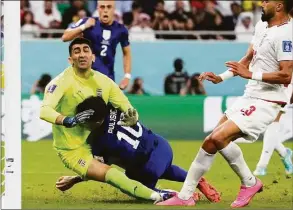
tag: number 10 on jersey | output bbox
[117,123,143,149]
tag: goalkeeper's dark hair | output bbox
[283,0,293,13]
[69,38,94,56]
[76,96,108,122]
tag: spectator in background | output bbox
[180,73,206,96]
[68,8,87,28]
[21,11,41,39]
[135,0,159,16]
[129,13,156,41]
[170,0,192,31]
[153,17,173,40]
[190,0,205,11]
[242,1,262,25]
[123,1,142,28]
[34,0,62,38]
[30,73,52,95]
[216,0,241,17]
[152,0,169,28]
[164,0,191,13]
[61,0,91,29]
[128,77,149,95]
[235,12,254,42]
[21,0,30,22]
[30,0,60,18]
[196,0,223,40]
[164,58,189,95]
[221,2,242,40]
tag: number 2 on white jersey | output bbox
[101,45,108,56]
[117,122,142,149]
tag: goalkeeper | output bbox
[40,38,169,202]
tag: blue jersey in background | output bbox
[71,18,130,81]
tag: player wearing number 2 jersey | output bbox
[62,1,131,90]
[56,96,221,203]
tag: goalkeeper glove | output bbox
[62,109,95,128]
[117,108,139,126]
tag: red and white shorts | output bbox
[225,96,281,142]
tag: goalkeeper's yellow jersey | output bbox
[41,66,132,150]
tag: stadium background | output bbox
[2,0,292,209]
[20,0,262,141]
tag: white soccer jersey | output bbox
[244,20,293,103]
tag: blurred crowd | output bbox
[20,0,262,41]
[32,56,205,96]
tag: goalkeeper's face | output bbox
[69,43,95,71]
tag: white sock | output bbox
[150,192,161,201]
[178,148,215,200]
[275,143,287,158]
[257,122,281,168]
[219,142,256,187]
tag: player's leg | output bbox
[254,112,283,175]
[161,164,186,182]
[56,145,164,202]
[161,164,221,202]
[157,97,277,207]
[126,135,174,190]
[275,107,293,174]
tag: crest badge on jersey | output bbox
[102,30,111,41]
[97,88,102,97]
[47,84,57,93]
[283,41,292,52]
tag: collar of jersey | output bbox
[71,67,94,81]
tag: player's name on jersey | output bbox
[108,109,118,134]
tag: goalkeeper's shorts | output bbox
[56,144,93,179]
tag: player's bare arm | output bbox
[62,18,96,42]
[226,60,293,84]
[119,46,132,90]
[199,44,254,84]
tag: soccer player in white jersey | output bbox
[253,10,293,176]
[157,0,293,208]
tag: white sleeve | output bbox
[275,32,293,61]
[250,30,257,45]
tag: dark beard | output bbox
[261,9,273,22]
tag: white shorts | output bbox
[225,96,281,142]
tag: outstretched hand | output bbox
[199,72,223,84]
[225,62,251,79]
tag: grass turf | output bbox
[22,140,293,209]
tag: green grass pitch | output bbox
[22,140,293,209]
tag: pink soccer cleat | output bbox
[231,178,263,208]
[156,194,195,206]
